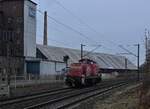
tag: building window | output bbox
[3,31,7,41]
[7,17,13,24]
[15,68,20,74]
[16,17,22,23]
[29,7,36,18]
[0,30,2,41]
[9,31,13,42]
[0,68,2,74]
[1,48,7,56]
[10,48,14,57]
[0,45,1,55]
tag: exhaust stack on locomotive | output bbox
[65,58,102,87]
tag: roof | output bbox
[26,0,37,5]
[0,0,37,5]
[37,44,137,70]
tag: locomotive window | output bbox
[0,68,2,73]
[2,78,5,81]
[91,62,94,64]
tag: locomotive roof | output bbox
[79,58,97,63]
[37,44,137,70]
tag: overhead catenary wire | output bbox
[36,22,74,47]
[36,6,121,55]
[54,0,119,46]
[54,0,140,59]
[37,9,99,45]
[36,2,142,59]
[118,45,137,57]
[54,0,146,61]
[37,36,73,47]
[37,2,118,48]
[47,38,72,47]
[83,45,101,57]
[36,0,135,51]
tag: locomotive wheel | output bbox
[72,82,76,87]
[90,79,96,86]
[85,79,96,86]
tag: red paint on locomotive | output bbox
[65,58,102,87]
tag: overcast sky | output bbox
[33,0,150,64]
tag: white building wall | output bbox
[24,0,36,57]
[56,63,66,72]
[40,61,55,75]
[40,61,66,75]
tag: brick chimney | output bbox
[43,11,48,46]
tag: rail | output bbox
[25,80,132,109]
[0,79,136,109]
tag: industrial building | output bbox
[0,0,37,76]
[0,0,137,81]
[34,45,137,76]
[26,44,137,79]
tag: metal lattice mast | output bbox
[145,29,150,73]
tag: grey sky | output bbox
[33,0,149,64]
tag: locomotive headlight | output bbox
[98,73,101,77]
[81,74,85,78]
[81,75,85,85]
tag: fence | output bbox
[8,73,65,89]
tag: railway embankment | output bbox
[94,81,150,109]
[72,82,142,109]
[0,80,65,100]
[94,83,140,109]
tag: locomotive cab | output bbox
[65,58,102,87]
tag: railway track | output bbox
[0,87,70,101]
[0,79,134,109]
[58,82,128,109]
[0,87,74,109]
[24,81,129,109]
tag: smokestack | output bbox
[43,11,48,46]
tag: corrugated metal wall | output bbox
[40,61,66,75]
[24,0,36,57]
[37,45,137,70]
[26,60,66,78]
[55,62,66,72]
[40,61,55,75]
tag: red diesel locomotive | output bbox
[65,58,102,87]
